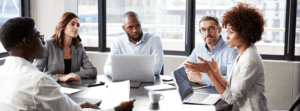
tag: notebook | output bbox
[172,67,220,105]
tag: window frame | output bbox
[0,0,30,58]
[82,0,299,60]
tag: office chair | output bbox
[269,92,300,111]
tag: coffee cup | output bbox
[148,91,164,103]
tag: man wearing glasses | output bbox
[178,15,238,85]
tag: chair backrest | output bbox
[289,92,300,111]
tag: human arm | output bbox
[73,45,97,79]
[184,56,227,94]
[104,41,120,77]
[151,36,164,75]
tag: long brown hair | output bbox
[51,12,82,49]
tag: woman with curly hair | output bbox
[185,3,268,110]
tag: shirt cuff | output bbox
[220,87,233,105]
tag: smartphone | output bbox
[87,81,105,87]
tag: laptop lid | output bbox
[111,55,154,82]
[172,67,194,102]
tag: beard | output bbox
[205,35,217,44]
[125,30,143,42]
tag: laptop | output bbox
[172,67,220,105]
[111,55,155,86]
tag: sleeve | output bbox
[33,41,61,81]
[33,76,82,111]
[220,61,259,104]
[73,45,97,79]
[104,40,120,77]
[178,46,199,69]
[151,36,164,75]
[226,48,238,77]
[34,76,113,111]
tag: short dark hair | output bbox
[222,3,265,44]
[0,17,35,51]
[199,15,220,27]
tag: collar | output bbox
[4,56,38,70]
[125,33,145,44]
[205,35,225,53]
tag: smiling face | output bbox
[64,17,80,38]
[199,20,221,44]
[225,24,243,48]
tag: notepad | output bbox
[60,87,82,94]
[144,84,176,91]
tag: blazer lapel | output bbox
[58,47,65,74]
[71,44,78,72]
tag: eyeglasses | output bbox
[199,26,218,35]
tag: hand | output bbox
[80,102,100,109]
[186,68,202,83]
[114,99,134,111]
[207,58,220,74]
[57,73,81,83]
[184,56,212,74]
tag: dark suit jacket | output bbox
[33,38,97,81]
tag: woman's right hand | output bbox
[57,73,81,83]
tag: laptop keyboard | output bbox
[184,93,210,102]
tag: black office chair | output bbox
[269,92,300,111]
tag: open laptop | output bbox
[111,55,155,87]
[172,67,220,105]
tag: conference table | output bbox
[59,75,231,111]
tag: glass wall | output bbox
[195,0,286,55]
[0,0,21,53]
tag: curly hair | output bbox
[222,2,265,44]
[52,12,81,49]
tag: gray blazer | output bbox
[33,38,97,81]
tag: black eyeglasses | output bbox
[199,26,218,35]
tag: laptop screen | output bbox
[173,67,194,101]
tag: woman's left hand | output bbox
[184,56,212,74]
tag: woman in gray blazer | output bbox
[185,3,268,111]
[33,12,97,82]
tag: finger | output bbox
[186,61,196,64]
[197,56,206,62]
[211,58,215,62]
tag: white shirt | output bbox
[0,56,112,111]
[220,45,268,111]
[104,32,164,76]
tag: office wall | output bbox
[31,0,78,41]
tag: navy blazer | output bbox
[33,38,97,81]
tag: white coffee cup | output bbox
[148,91,164,103]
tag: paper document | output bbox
[144,84,176,91]
[100,80,130,110]
[60,87,82,94]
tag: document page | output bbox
[100,80,130,110]
[60,87,82,94]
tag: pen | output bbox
[192,86,210,90]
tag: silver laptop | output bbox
[111,55,155,83]
[172,67,220,105]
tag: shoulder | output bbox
[144,33,160,40]
[74,42,84,49]
[46,38,56,45]
[239,45,263,68]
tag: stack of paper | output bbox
[100,80,130,110]
[60,87,82,94]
